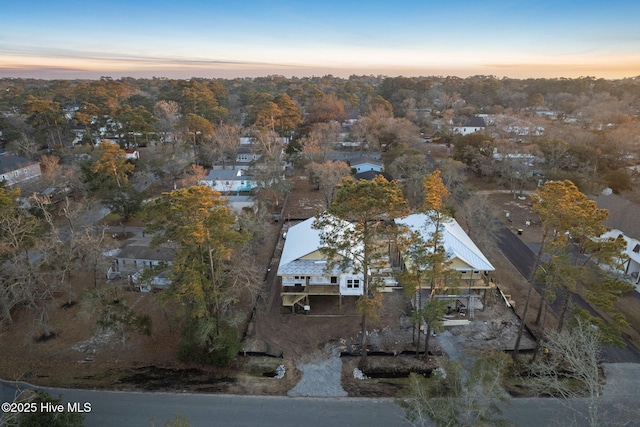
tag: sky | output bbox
[1,0,639,80]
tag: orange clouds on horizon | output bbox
[1,55,639,80]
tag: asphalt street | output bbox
[3,364,639,427]
[498,226,640,363]
[1,381,410,427]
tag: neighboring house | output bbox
[349,156,384,173]
[211,147,264,171]
[324,150,382,163]
[453,117,486,135]
[476,113,496,125]
[503,122,545,136]
[125,149,139,160]
[236,147,261,164]
[0,154,42,186]
[225,195,255,213]
[239,137,255,146]
[397,213,495,302]
[277,217,366,312]
[534,110,560,120]
[492,149,544,169]
[594,192,640,288]
[241,135,289,146]
[106,237,176,292]
[199,169,256,194]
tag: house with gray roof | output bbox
[0,154,41,186]
[199,168,256,194]
[107,236,176,292]
[349,156,384,173]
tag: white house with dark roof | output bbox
[594,192,640,289]
[0,154,41,186]
[453,117,487,135]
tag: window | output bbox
[330,276,338,284]
[347,279,360,289]
[633,244,640,254]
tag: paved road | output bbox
[1,381,409,427]
[498,226,640,363]
[3,364,640,427]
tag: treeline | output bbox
[1,74,639,198]
[2,74,640,145]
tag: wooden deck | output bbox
[281,284,341,309]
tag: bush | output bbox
[605,169,632,194]
[177,321,241,366]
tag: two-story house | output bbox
[398,213,495,283]
[277,217,365,312]
[397,213,496,318]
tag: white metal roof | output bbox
[277,216,360,276]
[278,217,323,270]
[398,213,495,272]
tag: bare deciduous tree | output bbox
[306,161,352,208]
[401,352,513,427]
[527,318,613,427]
[458,193,501,255]
[153,100,181,148]
[300,122,341,162]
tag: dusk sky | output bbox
[2,0,639,80]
